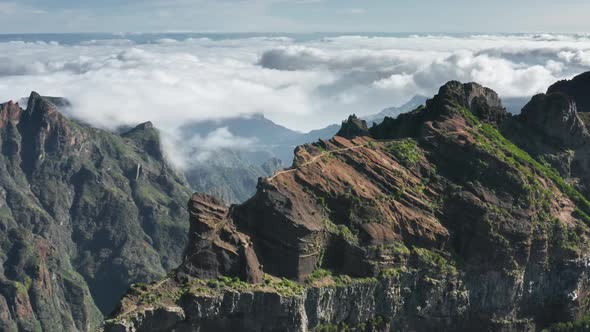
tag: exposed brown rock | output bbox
[177,193,263,283]
[106,75,590,332]
[0,100,22,129]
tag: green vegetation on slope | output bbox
[458,106,590,225]
[0,98,192,330]
[385,139,421,166]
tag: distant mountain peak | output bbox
[363,95,428,124]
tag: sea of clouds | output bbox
[0,33,589,167]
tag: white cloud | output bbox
[0,38,326,132]
[558,50,590,67]
[373,74,415,91]
[162,127,258,168]
[1,33,590,166]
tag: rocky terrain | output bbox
[0,93,192,331]
[180,97,424,204]
[103,72,590,331]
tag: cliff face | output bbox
[176,193,263,284]
[105,75,590,332]
[0,93,192,331]
[547,72,590,113]
[504,72,590,200]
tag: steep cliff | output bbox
[503,71,590,199]
[0,93,192,331]
[105,76,590,332]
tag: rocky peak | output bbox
[15,92,80,176]
[133,121,154,131]
[176,193,263,284]
[336,114,369,139]
[370,81,508,140]
[121,121,156,137]
[121,121,163,160]
[519,92,590,148]
[547,71,590,112]
[25,91,58,117]
[427,81,508,123]
[0,91,193,330]
[0,100,22,128]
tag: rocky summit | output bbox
[0,93,192,331]
[103,72,590,332]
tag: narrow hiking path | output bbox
[267,130,469,182]
[267,141,374,181]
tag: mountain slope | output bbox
[502,71,590,200]
[0,93,192,331]
[179,96,426,204]
[105,75,590,331]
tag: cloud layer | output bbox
[1,33,590,166]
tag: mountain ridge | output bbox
[0,92,193,331]
[104,72,590,331]
[178,96,427,204]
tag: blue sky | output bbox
[0,0,588,33]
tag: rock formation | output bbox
[0,93,192,331]
[176,193,263,284]
[519,93,590,148]
[104,74,590,331]
[337,114,370,139]
[548,71,590,112]
[504,71,590,198]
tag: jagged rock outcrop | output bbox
[176,194,263,283]
[548,71,590,113]
[370,81,509,140]
[337,114,370,139]
[0,92,192,331]
[105,77,590,331]
[503,71,590,198]
[434,80,508,124]
[519,93,590,148]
